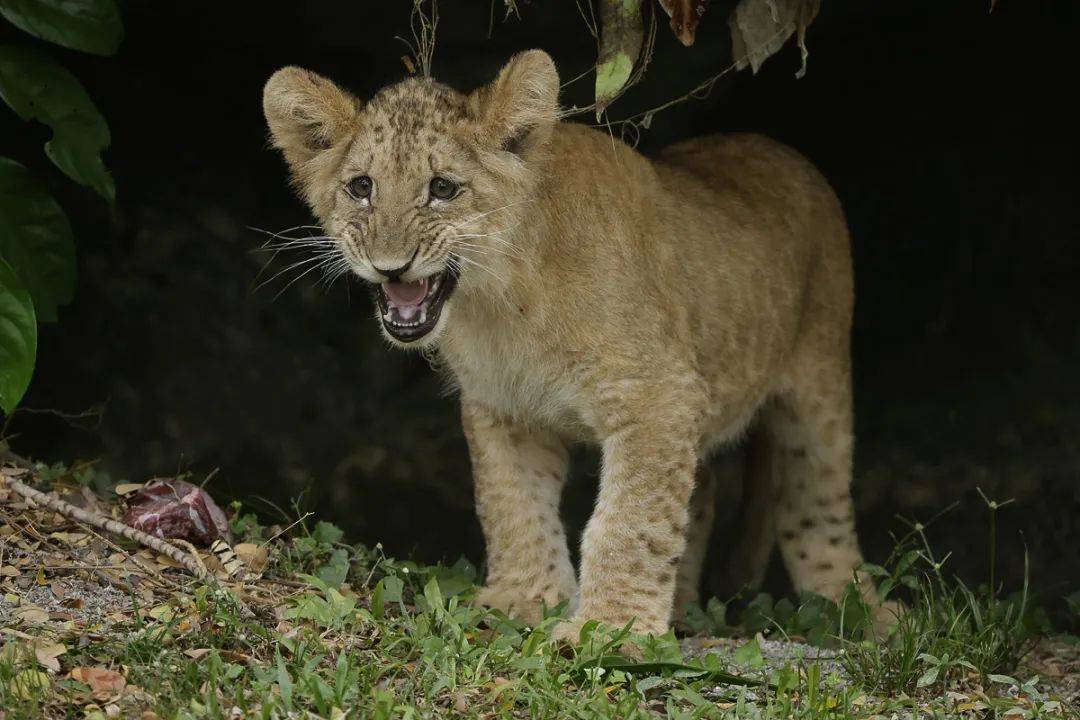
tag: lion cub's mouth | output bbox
[374,268,458,342]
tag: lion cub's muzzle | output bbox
[372,266,459,343]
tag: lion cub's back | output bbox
[657,133,845,239]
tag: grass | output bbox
[0,472,1073,719]
[840,496,1046,697]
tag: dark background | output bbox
[3,1,1078,620]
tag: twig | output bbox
[5,468,260,619]
[93,569,136,595]
[73,519,181,591]
[259,511,313,549]
[3,473,210,582]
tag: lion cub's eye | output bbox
[346,175,373,201]
[429,176,459,201]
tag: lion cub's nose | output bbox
[373,260,413,282]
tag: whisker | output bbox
[253,251,340,293]
[453,240,506,253]
[318,258,352,291]
[253,239,339,253]
[255,233,341,247]
[452,242,523,265]
[272,258,337,301]
[248,224,326,238]
[455,254,508,286]
[452,225,526,253]
[449,200,534,231]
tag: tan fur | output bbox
[263,51,877,639]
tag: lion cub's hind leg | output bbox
[672,464,716,626]
[767,363,866,601]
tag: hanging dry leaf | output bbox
[595,0,644,116]
[657,0,710,46]
[729,0,821,77]
[121,478,231,546]
[71,666,127,700]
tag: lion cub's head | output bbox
[262,51,559,347]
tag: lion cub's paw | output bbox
[476,584,569,626]
[550,616,588,645]
[551,617,647,658]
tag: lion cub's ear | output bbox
[474,50,560,158]
[263,67,360,173]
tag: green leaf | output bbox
[315,548,349,587]
[0,44,114,202]
[0,254,37,413]
[0,0,122,56]
[584,655,763,687]
[594,50,633,117]
[312,520,344,545]
[371,578,386,620]
[732,636,765,669]
[740,593,775,634]
[0,157,75,321]
[275,651,294,712]
[594,0,642,117]
[380,575,403,604]
[422,576,443,612]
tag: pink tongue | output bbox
[383,278,428,306]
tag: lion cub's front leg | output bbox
[461,400,577,625]
[554,390,702,641]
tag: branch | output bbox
[3,469,209,581]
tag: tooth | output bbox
[420,307,428,324]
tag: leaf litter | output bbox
[0,459,1075,718]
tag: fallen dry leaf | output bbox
[453,692,469,712]
[34,641,67,672]
[657,0,710,46]
[71,666,127,700]
[113,483,145,495]
[9,668,50,699]
[122,478,231,546]
[15,604,49,625]
[49,531,88,545]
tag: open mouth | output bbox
[373,267,458,342]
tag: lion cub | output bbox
[263,50,872,640]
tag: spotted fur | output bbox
[263,51,884,640]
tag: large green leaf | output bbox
[0,0,122,56]
[0,44,114,202]
[0,157,75,321]
[0,254,37,414]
